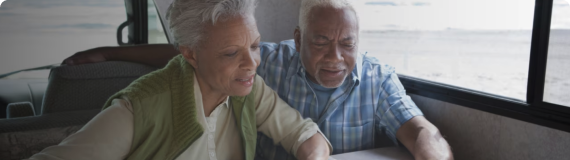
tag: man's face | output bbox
[295,6,359,88]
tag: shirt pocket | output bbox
[339,121,374,153]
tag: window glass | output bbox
[0,0,127,78]
[148,0,168,44]
[354,0,535,100]
[544,0,570,106]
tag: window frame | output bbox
[399,0,570,133]
[124,0,149,45]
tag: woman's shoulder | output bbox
[121,69,172,98]
[102,67,174,110]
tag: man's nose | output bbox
[324,43,343,63]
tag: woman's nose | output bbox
[241,50,259,71]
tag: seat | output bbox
[0,61,157,160]
[0,109,99,160]
[6,102,35,118]
[41,61,158,114]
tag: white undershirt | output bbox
[176,76,243,160]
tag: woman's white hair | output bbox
[167,0,257,49]
[298,0,356,32]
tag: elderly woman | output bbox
[27,0,331,160]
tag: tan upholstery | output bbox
[0,126,83,160]
[0,109,99,160]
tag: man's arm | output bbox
[397,116,453,160]
[63,44,178,67]
[375,68,452,160]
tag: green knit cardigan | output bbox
[102,55,258,160]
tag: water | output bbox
[0,0,126,75]
[0,0,568,105]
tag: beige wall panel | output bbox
[498,116,570,160]
[254,0,301,42]
[410,94,570,160]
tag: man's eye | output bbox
[251,45,259,50]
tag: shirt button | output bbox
[208,135,214,140]
[209,152,215,157]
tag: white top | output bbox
[177,74,241,160]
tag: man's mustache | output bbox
[318,63,347,70]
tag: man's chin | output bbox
[316,72,348,88]
[317,79,345,88]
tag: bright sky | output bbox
[0,0,569,74]
[354,0,570,30]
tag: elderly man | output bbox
[66,0,452,159]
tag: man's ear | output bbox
[179,46,199,69]
[294,26,302,53]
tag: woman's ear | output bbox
[179,46,199,69]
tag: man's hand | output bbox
[397,116,453,160]
[63,47,112,65]
[296,133,330,160]
[62,44,179,67]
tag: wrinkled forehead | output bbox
[306,6,359,37]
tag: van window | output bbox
[148,0,168,44]
[544,0,570,107]
[0,0,127,78]
[354,0,538,101]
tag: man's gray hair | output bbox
[298,0,356,32]
[167,0,257,49]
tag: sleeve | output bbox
[375,71,424,143]
[256,41,278,78]
[26,98,135,160]
[252,75,332,157]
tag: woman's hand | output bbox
[297,133,331,160]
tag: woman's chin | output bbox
[229,87,253,97]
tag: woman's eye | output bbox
[226,51,238,57]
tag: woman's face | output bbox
[181,15,261,97]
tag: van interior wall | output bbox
[254,0,301,42]
[410,94,570,160]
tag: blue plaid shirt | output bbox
[255,40,423,159]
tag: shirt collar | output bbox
[286,51,363,87]
[220,97,230,108]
